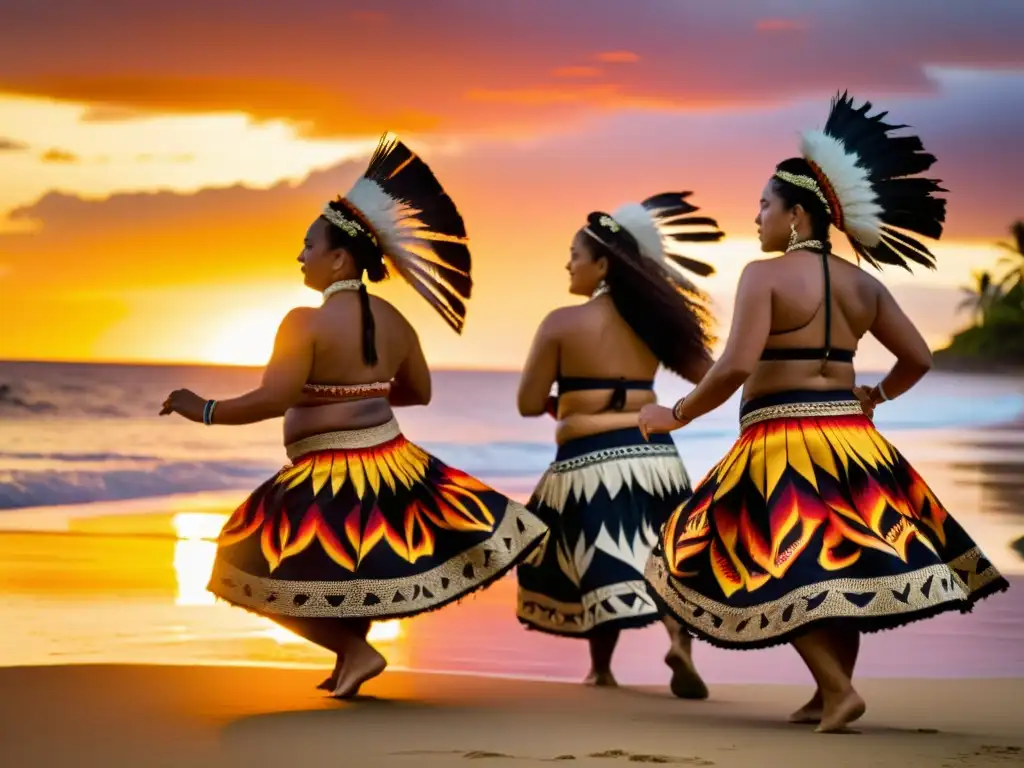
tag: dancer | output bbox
[515,191,724,697]
[640,93,1009,732]
[160,135,547,698]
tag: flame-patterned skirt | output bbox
[644,390,1009,650]
[516,427,692,637]
[207,418,547,620]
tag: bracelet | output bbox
[203,399,218,425]
[672,398,692,424]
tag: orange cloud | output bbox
[41,148,79,163]
[0,2,1020,140]
[756,18,809,32]
[350,10,389,25]
[597,50,640,64]
[552,66,601,79]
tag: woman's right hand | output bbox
[852,385,876,420]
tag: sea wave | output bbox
[2,406,1023,511]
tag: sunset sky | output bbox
[1,0,1022,371]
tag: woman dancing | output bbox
[516,192,724,697]
[160,135,547,698]
[640,93,1009,732]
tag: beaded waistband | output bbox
[285,418,402,460]
[302,381,391,399]
[739,399,864,432]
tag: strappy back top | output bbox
[760,251,855,365]
[302,381,391,400]
[556,376,654,412]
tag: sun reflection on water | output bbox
[171,511,402,645]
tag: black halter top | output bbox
[760,250,855,366]
[556,376,654,412]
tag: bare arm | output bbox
[674,263,772,422]
[211,308,315,425]
[682,354,714,386]
[865,283,933,402]
[517,313,560,417]
[389,322,431,407]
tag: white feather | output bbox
[800,130,884,247]
[611,202,664,264]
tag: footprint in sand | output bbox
[388,748,713,765]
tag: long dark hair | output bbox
[584,213,715,380]
[772,157,834,256]
[323,199,388,366]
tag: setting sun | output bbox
[202,308,287,366]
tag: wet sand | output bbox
[1,664,1021,768]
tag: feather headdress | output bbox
[778,91,947,271]
[585,191,724,293]
[321,133,472,332]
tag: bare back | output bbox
[743,250,880,401]
[548,296,659,443]
[284,294,419,443]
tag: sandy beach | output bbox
[1,664,1021,768]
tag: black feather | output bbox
[665,253,716,276]
[625,190,726,279]
[817,92,946,272]
[352,133,473,331]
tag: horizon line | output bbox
[0,355,524,374]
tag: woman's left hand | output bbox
[160,389,206,422]
[638,404,686,440]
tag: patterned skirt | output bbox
[644,390,1009,650]
[516,428,692,637]
[207,418,547,620]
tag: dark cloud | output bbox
[40,148,79,163]
[0,137,28,151]
[0,1,1021,137]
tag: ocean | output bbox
[2,359,1023,511]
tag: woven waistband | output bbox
[739,399,864,432]
[285,418,402,460]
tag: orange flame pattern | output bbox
[217,436,500,574]
[661,413,952,599]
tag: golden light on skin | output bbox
[0,95,377,231]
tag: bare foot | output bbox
[583,669,617,687]
[316,676,335,691]
[316,655,344,691]
[665,647,708,700]
[330,643,387,699]
[789,691,823,724]
[815,689,866,734]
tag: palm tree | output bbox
[957,269,1003,327]
[996,220,1024,306]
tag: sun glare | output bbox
[202,308,289,366]
[173,512,229,607]
[171,511,404,646]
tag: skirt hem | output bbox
[515,612,661,639]
[647,574,1010,652]
[207,528,545,623]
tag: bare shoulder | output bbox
[368,294,417,335]
[537,304,582,338]
[738,256,778,288]
[841,258,886,296]
[280,306,317,331]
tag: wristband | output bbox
[203,399,218,425]
[672,398,691,424]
